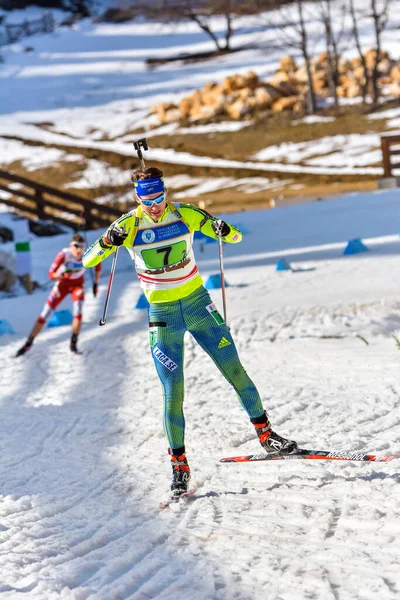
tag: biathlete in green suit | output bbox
[83,166,297,498]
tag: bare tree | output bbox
[317,0,349,111]
[262,0,318,114]
[349,0,392,105]
[349,0,369,102]
[143,0,280,53]
[370,0,392,104]
[180,0,234,51]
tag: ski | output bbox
[159,489,196,510]
[220,449,398,463]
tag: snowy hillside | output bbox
[1,0,400,209]
[1,188,400,599]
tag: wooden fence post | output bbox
[381,136,391,178]
[35,189,46,220]
[83,207,92,230]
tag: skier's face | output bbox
[70,241,84,259]
[136,189,168,222]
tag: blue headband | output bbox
[134,177,165,196]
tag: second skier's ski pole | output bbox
[99,247,119,326]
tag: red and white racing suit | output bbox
[38,248,101,324]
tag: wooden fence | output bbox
[0,169,122,231]
[381,134,400,178]
[0,12,54,46]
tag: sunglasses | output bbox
[139,192,166,207]
[71,242,85,249]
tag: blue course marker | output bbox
[135,293,149,309]
[47,310,73,328]
[276,258,292,271]
[0,319,15,335]
[205,273,230,290]
[343,239,369,255]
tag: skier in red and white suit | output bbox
[16,234,101,356]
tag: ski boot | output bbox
[70,333,80,354]
[15,336,34,358]
[251,411,297,455]
[169,448,191,499]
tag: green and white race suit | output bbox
[83,201,265,451]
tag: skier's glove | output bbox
[52,268,71,280]
[93,282,98,297]
[104,224,128,247]
[211,219,230,238]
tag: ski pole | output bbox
[133,138,148,169]
[99,247,119,326]
[38,279,53,290]
[218,236,228,326]
[98,139,147,327]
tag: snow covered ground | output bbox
[0,188,400,599]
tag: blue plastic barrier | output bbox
[205,273,230,290]
[135,294,149,309]
[0,319,15,335]
[276,258,292,271]
[47,309,73,328]
[343,239,369,255]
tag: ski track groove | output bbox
[80,532,171,589]
[325,499,342,540]
[158,482,400,598]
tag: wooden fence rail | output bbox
[0,12,54,46]
[0,169,122,231]
[381,134,400,178]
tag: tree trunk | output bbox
[224,3,232,51]
[349,0,369,104]
[187,13,222,51]
[325,0,340,110]
[371,0,384,106]
[298,0,317,114]
[323,16,339,110]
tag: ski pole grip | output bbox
[133,138,148,170]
